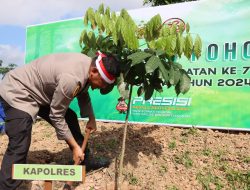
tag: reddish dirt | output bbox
[0,120,249,190]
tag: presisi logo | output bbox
[132,97,192,107]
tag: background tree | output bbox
[143,0,198,6]
[0,60,17,79]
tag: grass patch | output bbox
[226,170,250,190]
[168,140,176,150]
[124,172,139,185]
[243,156,250,164]
[174,151,193,168]
[159,165,168,176]
[196,172,224,190]
[202,148,212,156]
[181,127,198,136]
[165,185,179,190]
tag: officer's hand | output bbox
[72,145,84,164]
[86,116,97,133]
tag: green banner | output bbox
[12,164,83,181]
[25,0,250,131]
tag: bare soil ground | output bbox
[0,120,249,190]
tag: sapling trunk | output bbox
[117,85,133,189]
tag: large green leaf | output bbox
[145,55,161,73]
[158,62,170,82]
[121,19,139,50]
[175,69,191,95]
[151,71,163,92]
[127,51,152,66]
[144,84,154,100]
[124,63,145,85]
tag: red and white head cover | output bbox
[95,51,115,84]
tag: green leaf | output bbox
[79,30,86,48]
[176,34,184,58]
[173,69,181,85]
[186,22,190,33]
[88,31,96,48]
[179,22,185,34]
[98,4,104,14]
[144,84,154,100]
[175,69,191,95]
[111,12,117,21]
[148,41,156,49]
[170,23,177,35]
[160,25,170,37]
[137,86,144,96]
[87,8,96,29]
[110,24,118,45]
[95,12,103,31]
[105,7,110,18]
[169,65,175,85]
[127,51,152,66]
[173,62,182,69]
[120,9,137,30]
[151,71,163,92]
[87,49,96,58]
[102,15,110,34]
[167,63,182,87]
[145,14,162,41]
[96,35,103,49]
[82,30,89,46]
[124,65,145,85]
[184,34,193,59]
[145,55,161,74]
[83,11,88,26]
[165,35,177,57]
[158,62,170,82]
[194,34,202,59]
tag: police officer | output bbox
[0,51,120,190]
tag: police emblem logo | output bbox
[72,82,81,97]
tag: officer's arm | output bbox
[49,74,84,162]
[77,92,96,132]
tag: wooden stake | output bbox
[44,180,52,190]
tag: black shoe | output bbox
[81,154,110,172]
[63,184,72,190]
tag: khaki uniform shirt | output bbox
[0,53,94,140]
